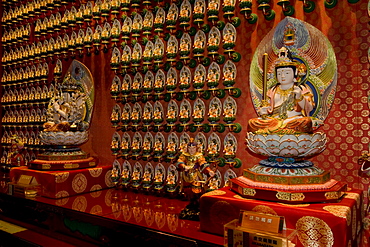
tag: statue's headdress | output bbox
[274,47,298,70]
[187,138,197,147]
[59,72,79,92]
[274,47,307,84]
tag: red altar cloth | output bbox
[200,187,364,247]
[9,165,114,199]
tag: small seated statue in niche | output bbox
[165,169,177,194]
[176,138,215,221]
[121,165,131,188]
[111,164,120,185]
[153,168,165,191]
[248,47,320,135]
[153,107,163,122]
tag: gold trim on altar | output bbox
[276,192,305,201]
[42,164,51,169]
[325,191,343,200]
[242,188,256,196]
[64,163,79,169]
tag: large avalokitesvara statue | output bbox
[29,60,97,170]
[230,17,346,203]
[247,46,317,135]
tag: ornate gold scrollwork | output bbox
[243,188,256,196]
[276,192,305,201]
[42,164,51,169]
[64,163,79,169]
[291,193,305,201]
[325,191,340,200]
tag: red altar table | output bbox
[200,187,364,247]
[0,179,224,246]
[9,165,114,199]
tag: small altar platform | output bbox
[200,187,364,247]
[9,165,113,199]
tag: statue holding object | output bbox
[4,135,26,172]
[176,138,215,220]
[248,47,321,135]
[29,60,97,170]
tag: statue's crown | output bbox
[275,47,298,69]
[187,138,197,147]
[59,72,79,92]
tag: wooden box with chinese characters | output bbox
[224,219,297,247]
[8,174,40,198]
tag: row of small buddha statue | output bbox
[1,86,52,104]
[2,130,43,150]
[111,98,236,127]
[2,61,49,81]
[2,107,47,125]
